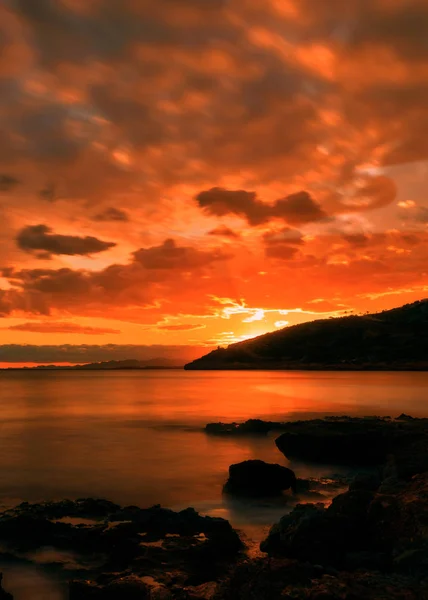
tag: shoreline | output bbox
[0,413,427,598]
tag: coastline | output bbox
[0,413,427,598]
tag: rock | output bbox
[70,576,150,599]
[186,581,218,599]
[261,470,428,576]
[274,416,426,465]
[0,499,242,596]
[216,559,425,599]
[0,574,12,600]
[224,460,297,497]
[205,419,276,436]
[349,472,381,492]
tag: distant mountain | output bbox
[74,358,182,370]
[3,358,184,371]
[184,300,428,371]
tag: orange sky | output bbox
[1,0,428,363]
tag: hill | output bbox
[184,300,428,370]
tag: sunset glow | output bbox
[1,0,428,364]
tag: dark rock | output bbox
[274,416,428,465]
[224,460,296,497]
[261,470,428,577]
[216,560,426,599]
[69,576,151,599]
[349,472,381,492]
[0,499,242,595]
[0,574,12,600]
[205,419,277,436]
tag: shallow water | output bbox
[0,369,427,597]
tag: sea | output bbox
[0,369,427,598]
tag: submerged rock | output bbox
[224,460,297,497]
[205,419,277,436]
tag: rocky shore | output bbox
[1,414,428,598]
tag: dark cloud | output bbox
[0,174,20,191]
[265,245,299,260]
[92,207,130,222]
[263,226,304,260]
[274,192,327,224]
[403,206,428,224]
[133,238,229,269]
[0,238,232,316]
[0,344,203,364]
[196,188,327,226]
[16,224,116,257]
[208,226,240,238]
[263,227,304,245]
[4,322,120,335]
[342,233,370,247]
[156,323,205,331]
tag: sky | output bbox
[1,0,428,364]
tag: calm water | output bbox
[0,370,427,598]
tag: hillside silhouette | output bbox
[185,300,428,370]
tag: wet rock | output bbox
[274,416,428,465]
[216,559,426,600]
[224,460,297,497]
[261,470,428,576]
[0,499,242,595]
[69,575,151,599]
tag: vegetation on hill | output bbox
[184,300,428,370]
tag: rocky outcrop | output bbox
[261,470,428,577]
[223,460,297,497]
[0,500,242,598]
[215,559,426,600]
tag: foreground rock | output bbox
[224,460,297,497]
[0,499,242,598]
[261,470,428,576]
[216,559,427,599]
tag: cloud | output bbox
[133,238,230,269]
[265,244,299,260]
[400,206,428,224]
[4,322,120,335]
[208,226,240,238]
[16,224,116,257]
[0,174,20,191]
[196,188,327,226]
[92,207,130,222]
[0,238,232,317]
[156,323,205,331]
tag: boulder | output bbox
[205,419,276,436]
[261,471,428,575]
[273,416,425,465]
[224,460,297,497]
